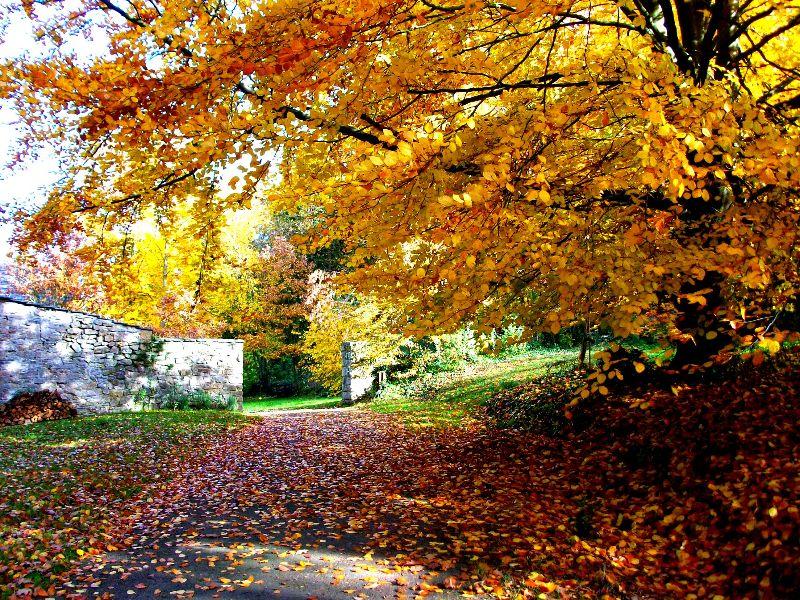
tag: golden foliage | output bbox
[3,0,799,361]
[302,282,403,391]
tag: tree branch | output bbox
[72,168,198,213]
[655,0,695,73]
[419,0,517,12]
[276,106,397,149]
[733,13,800,62]
[427,79,625,105]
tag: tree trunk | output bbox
[578,320,591,371]
[669,272,733,372]
[669,175,734,372]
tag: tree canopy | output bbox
[2,0,799,370]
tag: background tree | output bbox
[6,234,105,310]
[217,234,315,396]
[302,277,403,392]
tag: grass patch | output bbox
[0,410,252,597]
[242,395,341,412]
[0,410,247,446]
[369,351,577,427]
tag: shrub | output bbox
[390,330,479,378]
[158,386,236,411]
[244,352,310,397]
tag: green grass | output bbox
[0,410,252,596]
[0,410,248,447]
[368,351,577,427]
[242,395,341,412]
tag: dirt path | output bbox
[66,412,493,599]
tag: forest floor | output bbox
[1,354,798,599]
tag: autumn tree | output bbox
[217,234,312,356]
[2,0,799,376]
[302,275,403,391]
[6,234,106,310]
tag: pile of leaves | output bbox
[0,411,251,596]
[484,367,585,435]
[0,390,77,427]
[570,362,799,596]
[479,354,800,596]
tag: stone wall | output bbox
[0,297,243,414]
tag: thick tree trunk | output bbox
[669,272,733,372]
[669,174,734,372]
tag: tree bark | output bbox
[578,320,591,371]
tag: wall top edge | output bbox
[159,337,244,344]
[0,297,243,345]
[0,296,154,332]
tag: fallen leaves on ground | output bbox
[0,411,252,597]
[3,364,799,599]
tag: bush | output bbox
[244,352,310,397]
[390,330,479,377]
[525,325,589,350]
[154,386,237,411]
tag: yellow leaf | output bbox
[760,339,780,354]
[539,189,551,204]
[397,141,413,159]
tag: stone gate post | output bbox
[341,341,374,406]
